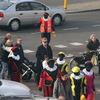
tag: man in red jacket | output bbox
[35,12,55,44]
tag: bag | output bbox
[80,94,86,100]
[91,55,98,66]
[52,31,56,37]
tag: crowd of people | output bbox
[0,12,100,100]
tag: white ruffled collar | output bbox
[82,68,94,76]
[56,58,66,64]
[45,65,57,72]
[71,73,83,80]
[43,16,51,21]
[8,51,20,61]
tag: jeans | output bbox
[0,61,8,79]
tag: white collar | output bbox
[56,58,66,64]
[71,73,83,80]
[46,65,57,72]
[8,51,20,61]
[82,68,94,76]
[43,16,51,21]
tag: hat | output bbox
[72,66,80,73]
[58,52,65,57]
[47,59,54,65]
[60,71,68,76]
[43,12,49,16]
[11,47,19,51]
[85,61,93,68]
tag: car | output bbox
[0,0,66,31]
[0,79,58,100]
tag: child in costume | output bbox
[38,59,60,97]
[82,61,95,100]
[70,66,86,100]
[8,47,22,82]
[55,52,69,72]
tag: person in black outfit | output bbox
[0,33,12,58]
[14,37,24,74]
[36,37,53,84]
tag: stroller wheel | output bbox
[22,69,32,80]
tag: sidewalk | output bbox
[58,1,100,13]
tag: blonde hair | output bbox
[5,39,12,46]
[42,37,47,42]
[90,34,96,40]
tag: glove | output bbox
[39,88,42,92]
[52,31,56,37]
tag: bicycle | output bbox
[69,50,100,73]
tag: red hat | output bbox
[43,12,49,16]
[11,47,19,51]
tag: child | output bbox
[42,56,49,69]
[55,52,69,72]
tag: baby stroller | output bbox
[21,57,37,80]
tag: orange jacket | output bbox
[40,17,52,33]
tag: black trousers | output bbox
[41,33,51,44]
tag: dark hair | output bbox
[60,71,68,76]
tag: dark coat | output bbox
[53,78,74,100]
[0,37,9,59]
[86,39,100,60]
[14,43,24,63]
[35,44,53,84]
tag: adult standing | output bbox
[0,33,12,58]
[36,37,53,84]
[82,61,96,100]
[35,12,55,44]
[53,71,74,100]
[0,39,13,79]
[15,37,24,64]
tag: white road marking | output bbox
[31,32,41,34]
[63,27,79,31]
[70,42,84,46]
[24,50,34,53]
[96,89,100,92]
[54,45,68,48]
[92,24,100,27]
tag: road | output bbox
[37,0,95,6]
[0,10,100,99]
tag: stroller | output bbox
[21,57,37,80]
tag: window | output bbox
[30,2,46,10]
[0,1,13,10]
[16,2,31,11]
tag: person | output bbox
[15,37,24,64]
[35,12,55,44]
[42,56,49,69]
[69,66,86,100]
[86,34,100,60]
[36,37,53,84]
[53,71,74,100]
[0,39,13,79]
[55,52,69,72]
[38,59,60,97]
[8,47,22,82]
[82,61,96,100]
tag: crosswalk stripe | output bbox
[70,42,84,46]
[24,50,34,53]
[54,45,68,48]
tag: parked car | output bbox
[0,0,66,31]
[0,79,58,100]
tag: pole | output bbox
[64,0,68,9]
